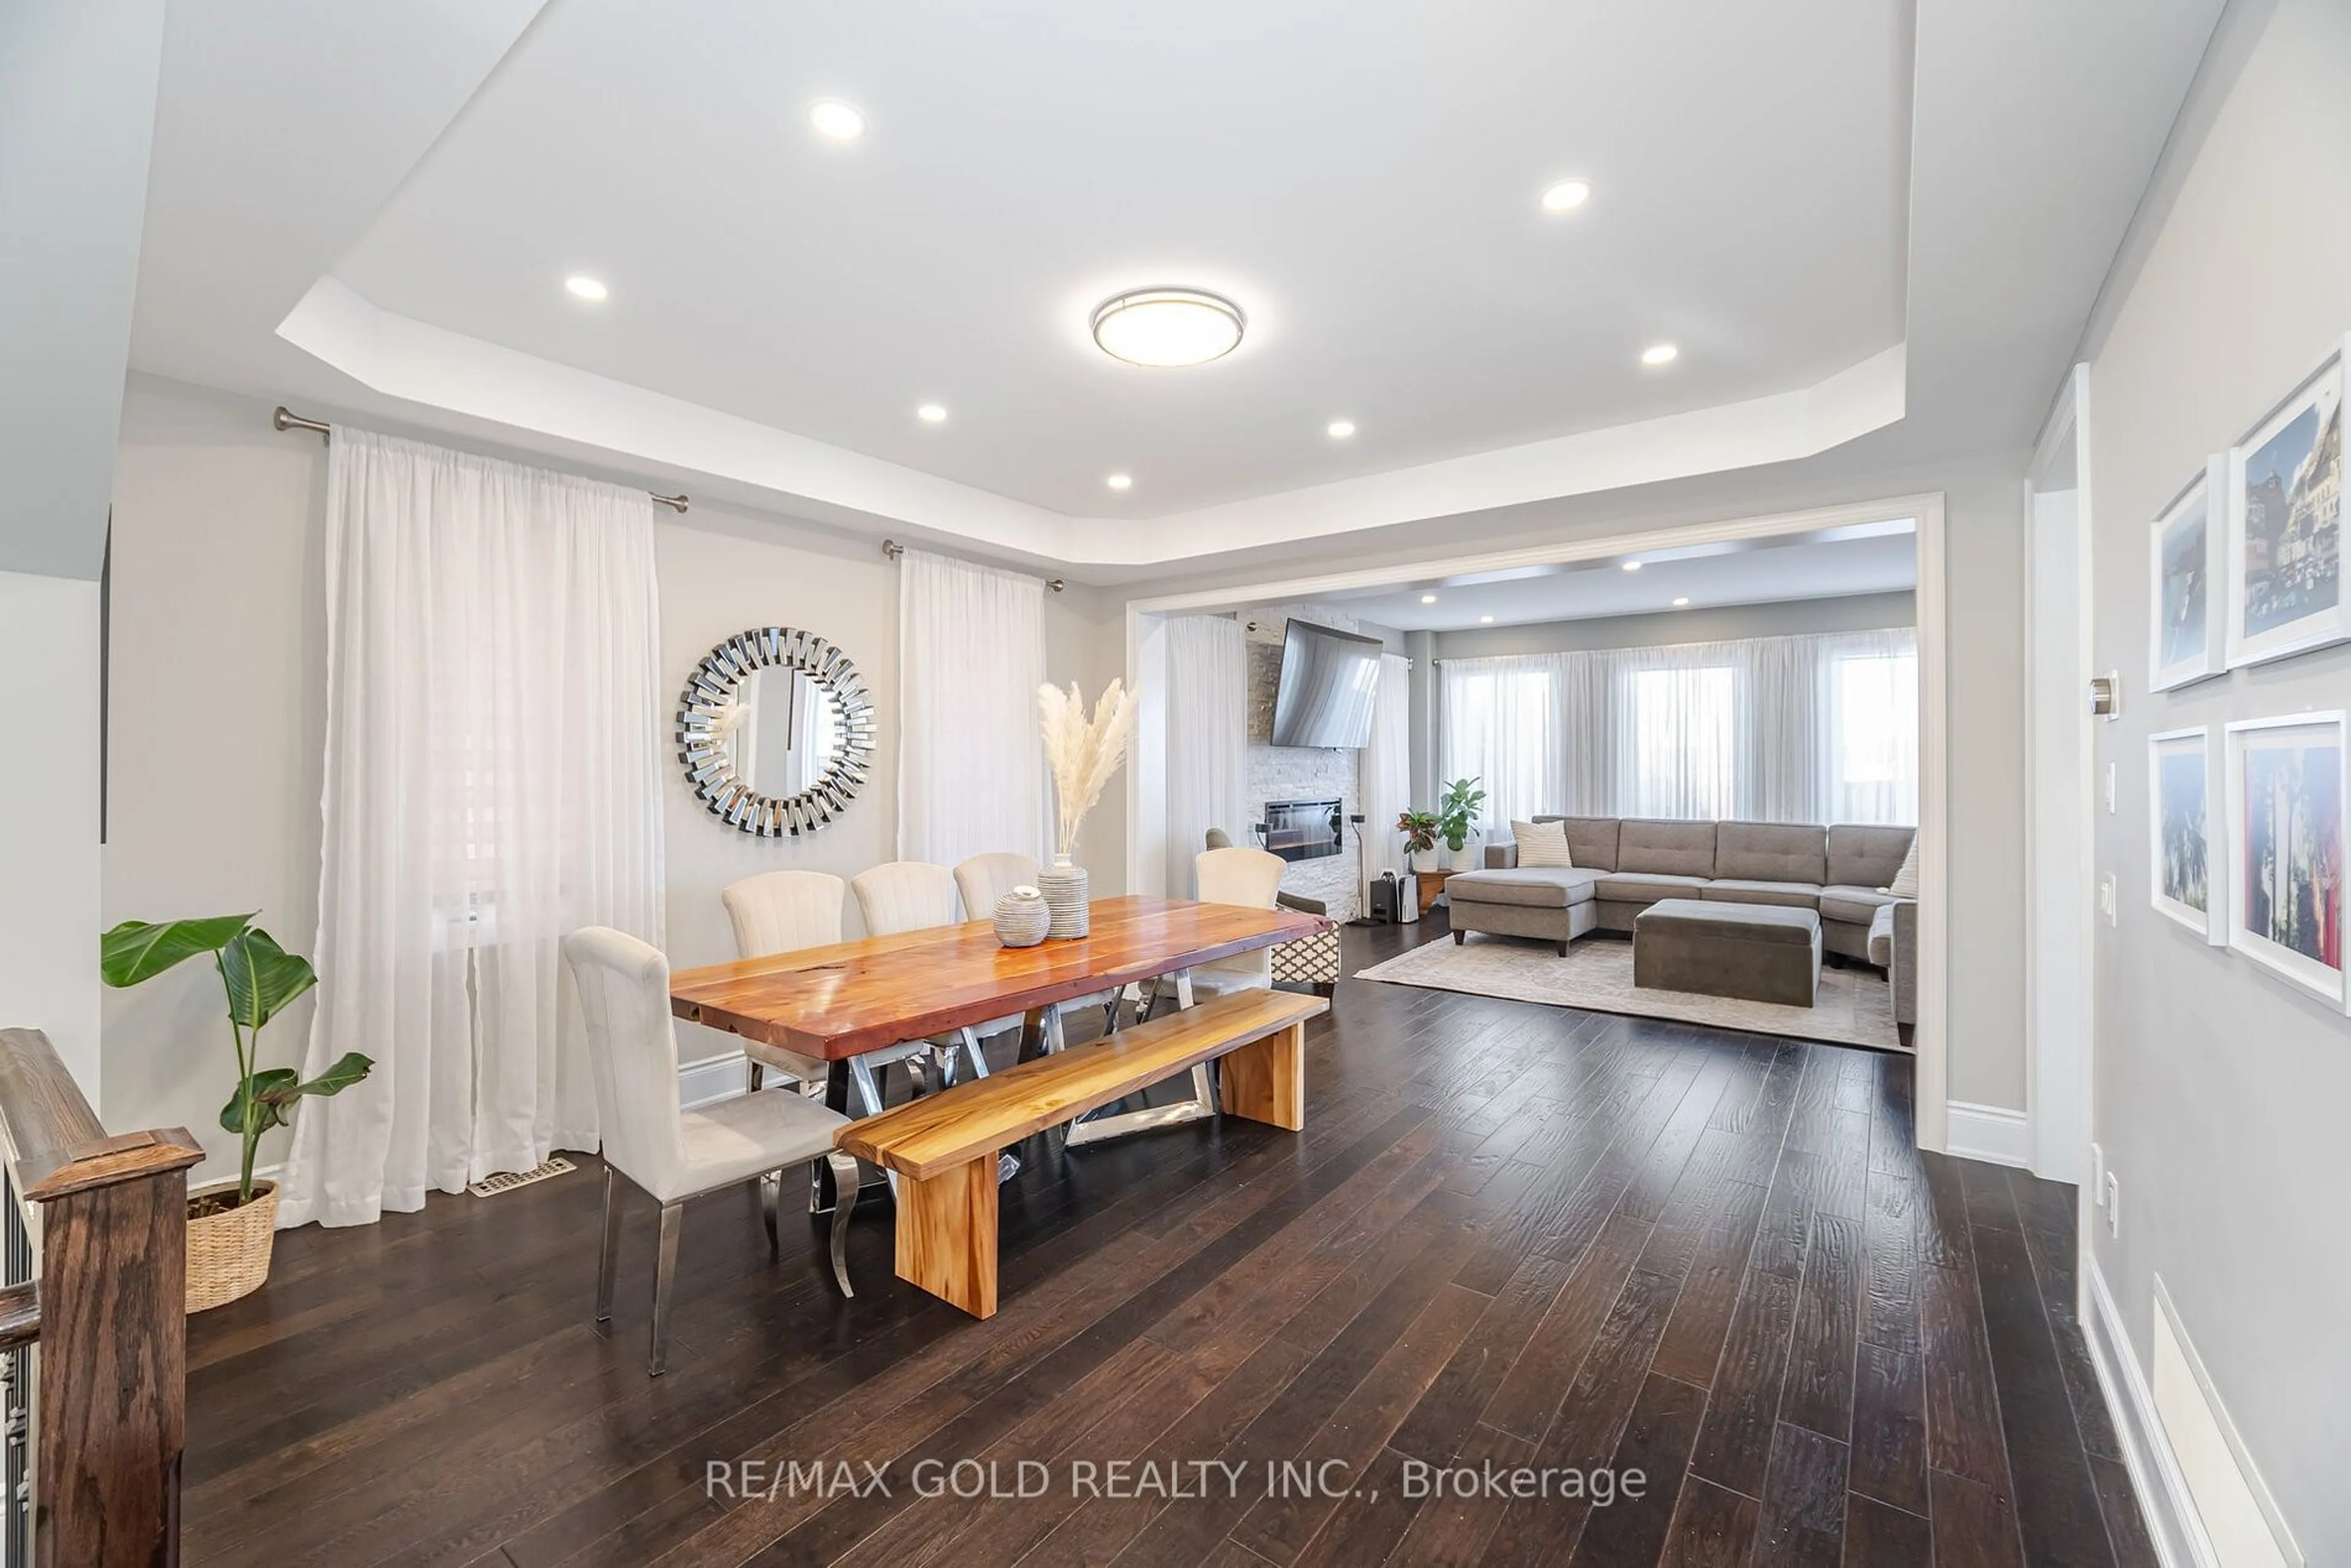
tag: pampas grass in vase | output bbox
[1037,678,1138,937]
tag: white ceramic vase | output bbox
[992,886,1051,947]
[1037,857,1090,939]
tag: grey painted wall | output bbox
[1432,591,1914,660]
[100,375,1111,1181]
[2083,0,2349,1554]
[0,0,165,581]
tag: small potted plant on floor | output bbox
[1395,809,1439,872]
[100,913,373,1310]
[1438,776,1487,869]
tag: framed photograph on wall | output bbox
[2149,726,2223,942]
[2225,342,2345,668]
[2224,712,2347,1008]
[2148,461,2225,691]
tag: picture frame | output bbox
[2148,460,2225,691]
[2148,726,2223,942]
[2223,711,2347,1009]
[2225,340,2346,669]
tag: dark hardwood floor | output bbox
[186,915,2156,1567]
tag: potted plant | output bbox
[1395,809,1439,871]
[1439,776,1487,869]
[100,913,373,1311]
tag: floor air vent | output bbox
[468,1156,577,1198]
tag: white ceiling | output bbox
[333,0,1907,520]
[1324,520,1918,631]
[124,0,2227,580]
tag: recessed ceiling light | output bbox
[1327,419,1356,440]
[564,275,608,302]
[1622,560,1643,572]
[1106,473,1133,491]
[1540,179,1592,212]
[809,100,866,140]
[1480,615,1495,624]
[917,403,948,423]
[1420,593,1438,604]
[1641,343,1679,366]
[1091,288,1245,368]
[1673,597,1691,607]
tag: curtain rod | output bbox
[272,407,690,513]
[880,537,1064,593]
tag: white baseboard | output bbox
[2085,1258,2218,1568]
[1944,1100,2031,1167]
[678,1050,749,1109]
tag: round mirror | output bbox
[678,628,874,836]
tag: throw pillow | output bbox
[1512,819,1574,869]
[1884,834,1921,899]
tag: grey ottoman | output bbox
[1633,898,1821,1007]
[1445,867,1599,955]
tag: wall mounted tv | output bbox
[1269,620,1384,748]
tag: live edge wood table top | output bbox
[669,895,1331,1062]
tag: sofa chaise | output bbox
[1450,816,1917,1025]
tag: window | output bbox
[1629,665,1736,819]
[1830,650,1918,823]
[1441,661,1557,828]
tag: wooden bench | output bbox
[835,988,1327,1318]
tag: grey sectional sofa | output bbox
[1451,816,1917,1025]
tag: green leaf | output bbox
[221,1069,299,1135]
[224,1053,374,1135]
[219,927,318,1032]
[290,1051,373,1099]
[100,914,254,988]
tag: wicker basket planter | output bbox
[186,1178,279,1313]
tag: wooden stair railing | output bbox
[0,1027,204,1568]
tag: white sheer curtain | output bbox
[278,429,664,1229]
[1163,615,1248,893]
[897,549,1048,869]
[1438,656,1561,829]
[1359,653,1413,879]
[1440,628,1918,827]
[1821,630,1919,823]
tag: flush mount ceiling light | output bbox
[1090,288,1246,368]
[1420,593,1438,604]
[1539,179,1592,212]
[1621,560,1643,572]
[564,275,609,302]
[1641,342,1679,366]
[916,403,947,423]
[1327,419,1357,440]
[1673,597,1691,607]
[808,100,866,140]
[1480,615,1496,624]
[1106,473,1133,491]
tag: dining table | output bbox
[669,894,1332,1207]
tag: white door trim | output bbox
[1125,490,1955,1153]
[2027,364,2096,1185]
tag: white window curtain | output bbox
[278,429,665,1229]
[1439,628,1917,827]
[897,549,1048,872]
[1358,653,1414,879]
[1163,615,1248,893]
[1437,656,1560,829]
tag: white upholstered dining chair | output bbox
[563,926,859,1376]
[721,869,844,1096]
[952,852,1037,922]
[1148,846,1286,1012]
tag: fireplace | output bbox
[1260,798,1343,863]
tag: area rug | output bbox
[1353,933,1902,1051]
